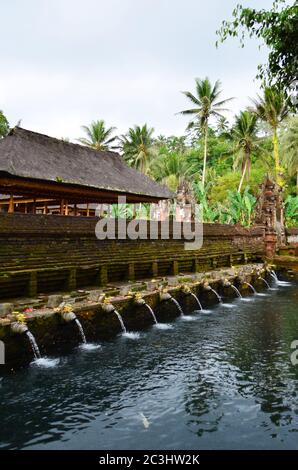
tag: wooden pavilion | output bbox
[0,127,172,216]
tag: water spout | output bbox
[74,318,87,344]
[259,277,270,289]
[190,292,202,310]
[170,297,184,316]
[11,322,42,360]
[26,331,41,359]
[244,282,257,294]
[144,303,158,324]
[114,310,127,333]
[230,285,242,298]
[209,288,222,303]
[270,270,279,281]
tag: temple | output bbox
[0,127,284,301]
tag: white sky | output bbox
[0,0,273,141]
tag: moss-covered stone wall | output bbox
[0,214,265,299]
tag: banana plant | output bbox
[222,188,256,227]
[284,195,298,227]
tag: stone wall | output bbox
[0,264,270,368]
[0,214,265,299]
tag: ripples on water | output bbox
[0,281,297,450]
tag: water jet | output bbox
[259,277,270,289]
[203,283,222,303]
[244,282,257,294]
[11,322,41,359]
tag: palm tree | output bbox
[78,120,117,151]
[151,151,195,192]
[281,115,298,193]
[180,77,233,187]
[230,111,259,192]
[119,124,155,174]
[217,116,230,136]
[250,86,289,186]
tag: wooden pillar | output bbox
[74,204,78,216]
[86,203,90,217]
[65,200,69,216]
[32,199,36,214]
[60,199,64,215]
[43,202,48,215]
[8,194,14,213]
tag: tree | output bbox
[179,77,233,188]
[151,150,195,192]
[229,110,260,192]
[223,188,256,227]
[78,120,117,151]
[155,135,187,154]
[281,115,298,193]
[250,86,289,185]
[0,110,9,138]
[284,195,298,227]
[216,116,230,136]
[119,124,155,174]
[216,1,298,101]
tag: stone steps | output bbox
[0,249,249,272]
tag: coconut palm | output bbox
[281,115,298,193]
[217,116,230,136]
[119,124,155,174]
[180,77,233,187]
[250,86,289,186]
[151,151,195,192]
[78,120,117,151]
[229,111,260,192]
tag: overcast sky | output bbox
[0,0,273,141]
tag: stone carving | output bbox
[254,177,286,254]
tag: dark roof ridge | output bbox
[10,126,121,158]
[0,126,173,200]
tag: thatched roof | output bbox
[0,127,173,202]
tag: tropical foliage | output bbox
[78,120,117,151]
[119,124,155,174]
[216,1,298,101]
[0,110,9,138]
[227,110,260,192]
[281,115,298,193]
[284,195,298,227]
[250,86,289,186]
[180,77,233,187]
